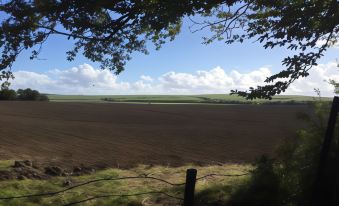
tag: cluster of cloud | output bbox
[159,66,271,94]
[316,38,339,49]
[11,64,130,95]
[8,61,339,96]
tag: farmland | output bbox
[47,94,331,104]
[0,99,317,205]
[0,101,312,168]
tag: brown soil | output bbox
[0,160,96,180]
[0,101,312,168]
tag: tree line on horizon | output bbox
[0,88,49,101]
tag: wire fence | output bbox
[0,169,250,206]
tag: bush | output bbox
[17,88,39,100]
[38,93,49,101]
[224,100,338,206]
[0,88,49,101]
[275,100,337,206]
[17,88,49,101]
[0,89,17,100]
[227,156,282,206]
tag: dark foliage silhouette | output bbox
[0,0,337,99]
[17,88,48,101]
[0,88,48,101]
[0,88,16,100]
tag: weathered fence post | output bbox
[312,96,339,206]
[183,168,197,206]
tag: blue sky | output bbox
[7,18,339,96]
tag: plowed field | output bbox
[0,102,311,168]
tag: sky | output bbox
[6,18,339,96]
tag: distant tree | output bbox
[0,88,17,100]
[17,88,49,101]
[38,93,49,101]
[17,88,39,100]
[329,80,339,94]
[0,0,337,99]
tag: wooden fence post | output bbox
[184,168,197,206]
[312,96,339,206]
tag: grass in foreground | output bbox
[0,162,251,206]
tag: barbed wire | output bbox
[0,171,250,204]
[62,191,183,206]
[0,175,185,200]
[196,172,250,181]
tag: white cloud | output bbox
[158,66,269,93]
[140,75,153,82]
[11,64,131,94]
[132,80,153,91]
[316,38,339,49]
[6,61,339,96]
[285,61,339,96]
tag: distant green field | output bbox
[47,94,332,104]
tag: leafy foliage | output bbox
[17,88,49,101]
[0,0,338,99]
[224,100,339,206]
[0,0,226,79]
[0,88,48,101]
[274,100,338,206]
[195,0,338,99]
[329,79,339,94]
[0,88,17,100]
[227,156,281,206]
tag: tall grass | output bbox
[0,164,251,206]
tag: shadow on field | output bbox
[194,156,280,206]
